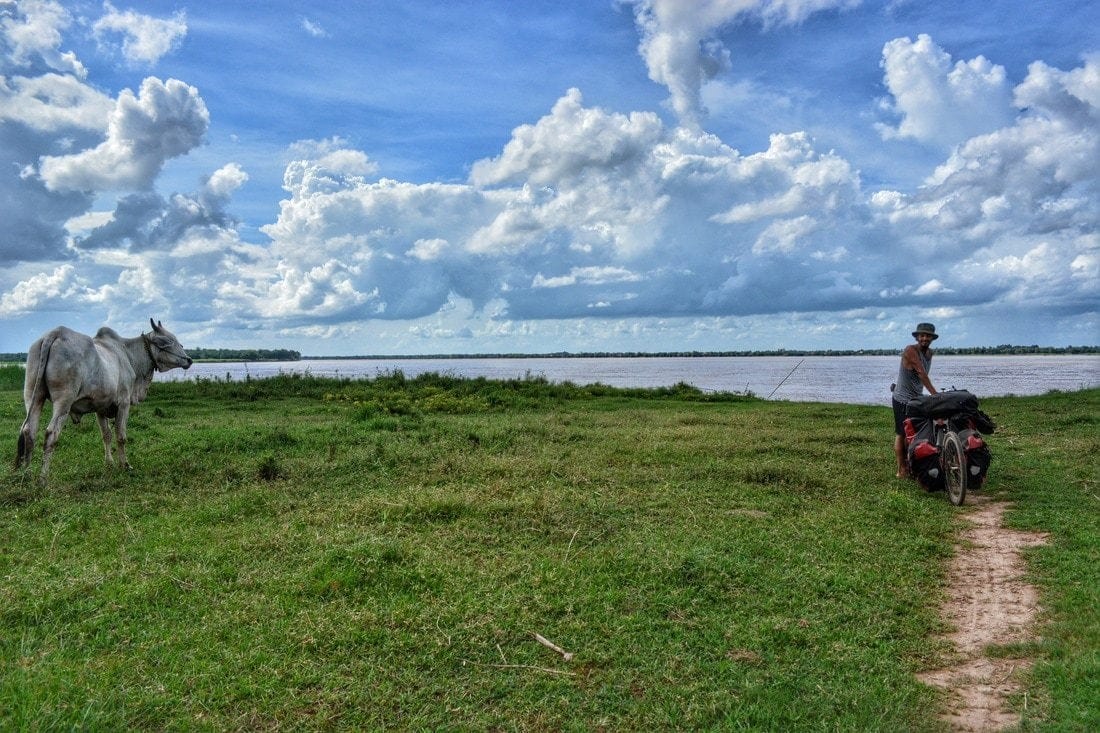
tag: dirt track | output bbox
[918,498,1048,731]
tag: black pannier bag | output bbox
[905,390,980,419]
[957,428,992,489]
[907,389,996,434]
[904,417,943,491]
[969,409,997,435]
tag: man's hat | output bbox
[912,322,939,340]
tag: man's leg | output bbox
[895,434,908,478]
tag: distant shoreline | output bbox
[2,345,1097,364]
[298,346,1100,360]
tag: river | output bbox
[161,354,1100,406]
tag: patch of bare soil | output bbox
[918,497,1049,731]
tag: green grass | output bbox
[1,369,1096,730]
[0,363,23,391]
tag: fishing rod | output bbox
[768,358,805,399]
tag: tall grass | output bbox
[1,373,1096,730]
[0,363,23,391]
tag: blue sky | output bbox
[1,0,1097,355]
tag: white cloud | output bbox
[73,166,247,255]
[869,53,1098,315]
[532,266,643,288]
[406,238,449,261]
[37,77,209,192]
[712,132,857,224]
[1015,56,1100,113]
[202,162,248,201]
[881,54,1099,241]
[300,17,328,38]
[751,214,820,254]
[245,261,380,319]
[626,0,859,125]
[876,34,1015,149]
[0,0,86,76]
[471,88,663,187]
[0,72,113,131]
[0,264,87,315]
[64,209,114,235]
[250,92,874,325]
[92,2,187,66]
[913,279,949,296]
[1071,250,1098,281]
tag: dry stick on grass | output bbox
[564,529,580,562]
[533,632,574,662]
[461,660,577,677]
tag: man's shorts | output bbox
[892,399,908,436]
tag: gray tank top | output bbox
[894,348,931,404]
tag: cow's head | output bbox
[146,319,193,371]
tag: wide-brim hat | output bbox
[912,322,939,340]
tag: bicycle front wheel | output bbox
[942,431,967,506]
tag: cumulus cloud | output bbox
[257,175,498,320]
[0,264,90,316]
[0,72,113,131]
[92,2,187,66]
[221,260,381,321]
[248,91,874,326]
[0,2,208,265]
[37,76,208,192]
[74,179,242,254]
[879,55,1099,235]
[711,131,857,225]
[626,0,859,124]
[0,0,86,76]
[471,88,663,187]
[202,162,248,203]
[872,53,1099,312]
[876,34,1015,149]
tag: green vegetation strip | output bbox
[1,368,1096,730]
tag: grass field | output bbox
[1,366,1097,730]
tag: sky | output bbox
[1,0,1097,355]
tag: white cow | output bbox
[16,319,193,478]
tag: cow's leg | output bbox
[40,401,72,479]
[17,397,45,471]
[114,405,132,470]
[97,414,115,466]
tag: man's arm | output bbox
[902,345,937,394]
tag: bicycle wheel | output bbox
[942,430,967,506]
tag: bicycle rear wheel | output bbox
[942,431,967,506]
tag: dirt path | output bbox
[918,497,1048,731]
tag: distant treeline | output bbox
[0,348,302,363]
[1,345,1095,364]
[188,348,302,362]
[308,345,1099,359]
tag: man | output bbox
[893,323,939,478]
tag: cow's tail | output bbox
[15,333,56,470]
